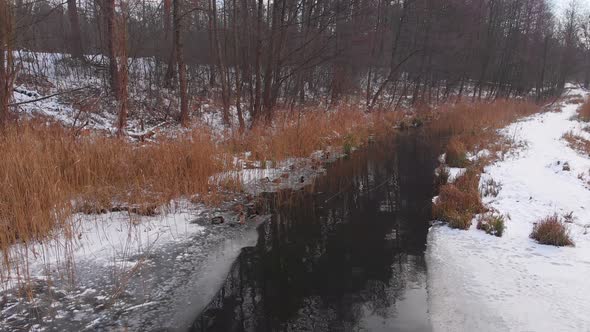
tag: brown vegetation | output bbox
[428,99,539,153]
[477,213,506,237]
[563,131,590,156]
[228,107,402,162]
[0,108,400,271]
[0,121,227,262]
[578,100,590,122]
[530,215,574,246]
[433,168,484,229]
[445,137,469,167]
[432,99,542,230]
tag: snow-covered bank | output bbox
[427,89,590,331]
[0,143,341,330]
[0,198,269,331]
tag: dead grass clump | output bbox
[454,166,483,192]
[480,178,502,197]
[230,106,401,162]
[445,137,469,167]
[433,165,483,229]
[563,131,590,156]
[578,100,590,122]
[433,183,482,229]
[477,213,505,237]
[434,166,450,189]
[530,214,574,247]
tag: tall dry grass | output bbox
[579,99,590,122]
[0,121,228,268]
[0,107,402,278]
[228,106,402,162]
[563,131,590,156]
[427,99,539,151]
[530,214,574,247]
[432,99,542,229]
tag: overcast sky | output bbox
[551,0,590,15]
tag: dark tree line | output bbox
[1,0,590,130]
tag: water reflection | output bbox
[192,132,440,331]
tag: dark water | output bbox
[192,132,440,332]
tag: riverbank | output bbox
[427,87,590,331]
[0,142,346,331]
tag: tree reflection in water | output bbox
[193,132,440,332]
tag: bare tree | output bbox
[67,0,84,59]
[0,0,14,126]
[116,0,129,135]
[105,0,120,98]
[174,0,189,126]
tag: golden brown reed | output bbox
[431,99,542,229]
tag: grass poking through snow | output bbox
[433,168,484,229]
[578,99,590,122]
[530,214,574,247]
[477,213,506,237]
[431,99,543,231]
[563,131,590,157]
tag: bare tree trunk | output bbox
[174,0,189,126]
[232,0,245,131]
[163,0,175,87]
[67,0,84,59]
[0,0,13,126]
[368,0,411,111]
[105,0,120,98]
[116,1,128,136]
[252,0,263,124]
[262,0,281,123]
[212,0,230,125]
[207,0,216,86]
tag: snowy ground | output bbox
[427,88,590,331]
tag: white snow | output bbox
[446,167,466,183]
[427,88,590,331]
[0,200,204,291]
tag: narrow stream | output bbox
[192,132,441,331]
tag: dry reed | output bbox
[0,107,401,279]
[0,121,227,270]
[579,100,590,122]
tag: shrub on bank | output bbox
[579,100,590,122]
[477,213,505,237]
[433,182,483,230]
[530,215,574,247]
[445,137,469,167]
[434,166,450,189]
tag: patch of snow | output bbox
[427,89,590,331]
[467,149,491,161]
[446,167,467,183]
[1,200,205,292]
